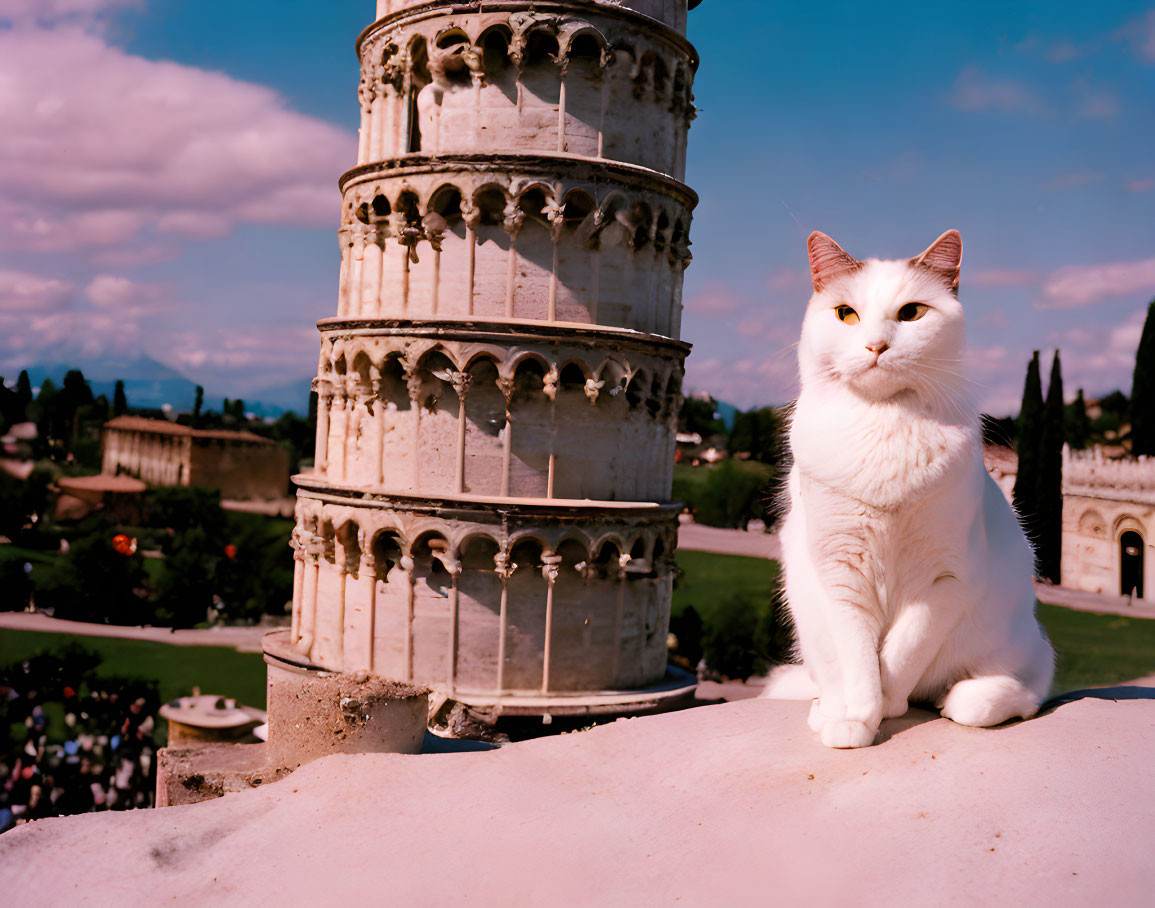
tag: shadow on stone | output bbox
[876,707,940,744]
[1040,685,1155,716]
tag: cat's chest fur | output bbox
[790,389,978,511]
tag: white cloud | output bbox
[1037,258,1155,309]
[949,66,1045,116]
[0,268,75,312]
[84,274,171,315]
[683,282,742,316]
[0,24,354,257]
[970,269,1037,288]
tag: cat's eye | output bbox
[898,302,929,322]
[834,305,859,325]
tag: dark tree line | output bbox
[1013,350,1064,583]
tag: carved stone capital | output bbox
[543,367,559,401]
[584,378,605,405]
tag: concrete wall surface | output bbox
[3,693,1153,904]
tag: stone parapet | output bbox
[287,487,677,698]
[336,156,694,334]
[358,2,696,174]
[310,319,685,499]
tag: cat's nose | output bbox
[866,342,889,356]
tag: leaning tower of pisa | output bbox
[268,0,702,723]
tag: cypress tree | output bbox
[15,370,32,416]
[193,385,204,422]
[1037,351,1065,583]
[1065,388,1090,450]
[1013,351,1044,569]
[1130,299,1155,456]
[113,380,127,416]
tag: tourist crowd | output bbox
[0,657,160,833]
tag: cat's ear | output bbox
[911,229,963,295]
[807,232,862,292]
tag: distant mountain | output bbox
[208,377,313,418]
[15,357,313,417]
[21,356,200,411]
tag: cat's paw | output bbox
[939,676,1039,727]
[808,698,846,732]
[883,693,910,719]
[820,719,876,749]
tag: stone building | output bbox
[1061,446,1155,598]
[269,0,702,720]
[102,415,290,501]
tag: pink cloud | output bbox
[683,353,798,409]
[1118,10,1155,63]
[0,268,75,312]
[1037,257,1155,308]
[0,24,354,257]
[970,269,1037,288]
[1040,171,1104,191]
[84,274,172,315]
[0,0,142,28]
[737,317,766,338]
[168,324,317,380]
[949,66,1044,115]
[1126,179,1155,193]
[768,267,808,293]
[683,283,742,316]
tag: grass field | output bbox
[673,551,1155,695]
[1,553,1153,709]
[0,629,268,709]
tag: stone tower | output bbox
[268,0,701,722]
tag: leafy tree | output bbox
[678,394,725,439]
[1013,351,1043,564]
[15,370,32,414]
[46,519,148,624]
[1065,389,1090,451]
[193,385,204,423]
[729,406,784,466]
[1037,351,1064,583]
[692,460,768,529]
[1131,300,1155,456]
[113,380,127,417]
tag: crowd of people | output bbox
[0,650,160,832]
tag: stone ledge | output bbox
[3,692,1154,903]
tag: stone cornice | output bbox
[356,0,699,70]
[315,316,692,356]
[339,153,698,210]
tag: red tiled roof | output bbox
[103,415,277,445]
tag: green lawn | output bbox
[1,554,1150,714]
[673,549,779,627]
[0,629,267,709]
[673,550,1155,694]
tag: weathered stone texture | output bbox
[280,0,698,713]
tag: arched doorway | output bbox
[1120,530,1144,598]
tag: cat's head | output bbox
[797,229,966,406]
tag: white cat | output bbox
[766,229,1054,748]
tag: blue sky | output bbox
[0,0,1152,414]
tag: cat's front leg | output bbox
[878,583,966,718]
[819,598,884,748]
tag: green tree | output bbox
[15,370,32,415]
[693,460,768,529]
[1037,351,1064,583]
[1065,388,1090,451]
[1131,300,1155,456]
[729,406,784,466]
[113,380,127,416]
[193,385,204,424]
[678,394,725,439]
[1013,351,1044,566]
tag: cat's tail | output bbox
[759,663,818,700]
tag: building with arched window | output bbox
[1060,446,1155,599]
